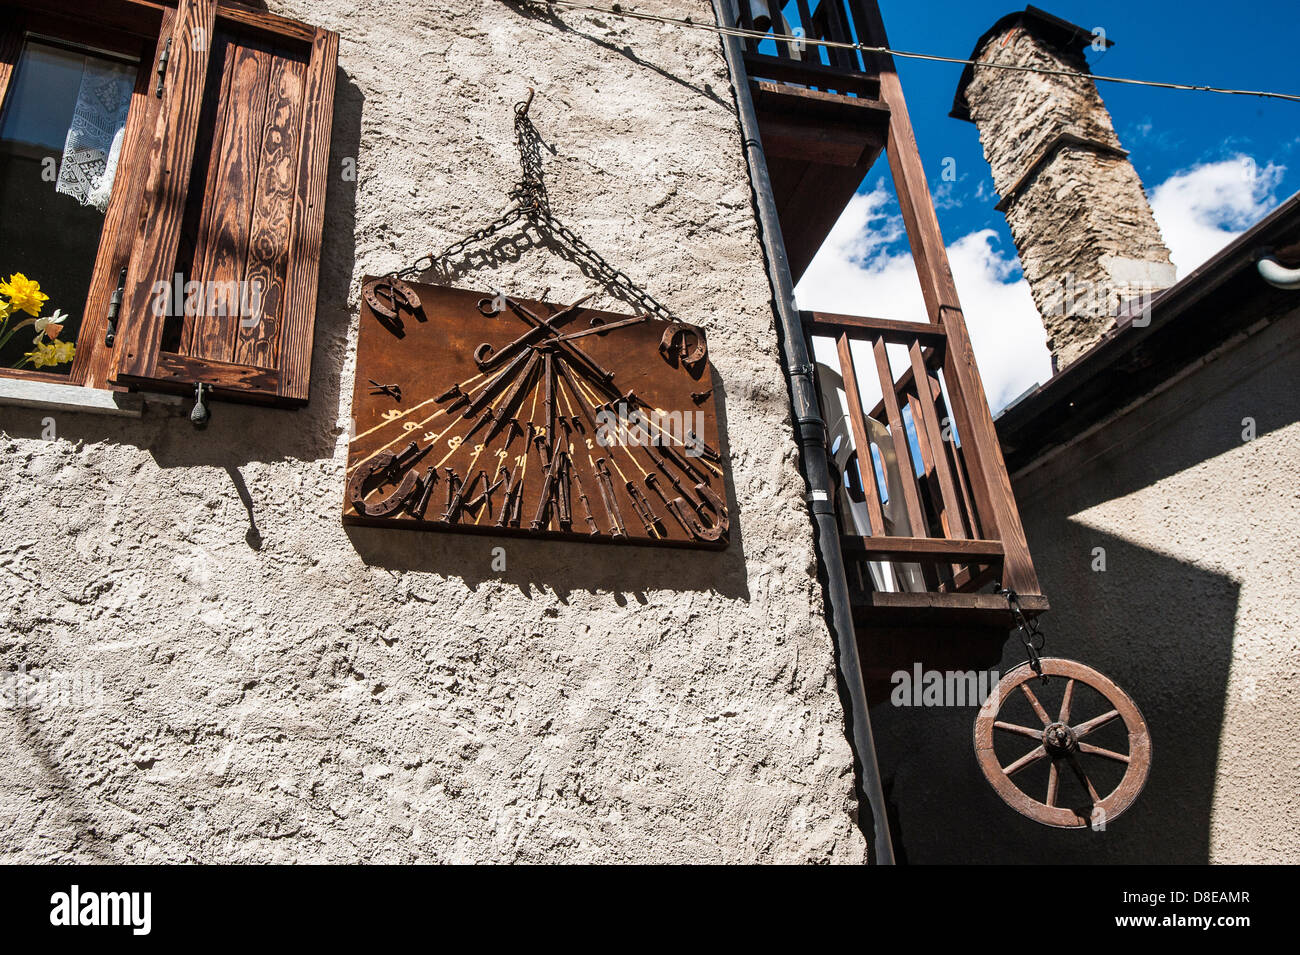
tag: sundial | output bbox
[343,277,730,548]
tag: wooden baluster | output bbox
[822,0,858,75]
[794,0,817,78]
[737,0,757,54]
[870,336,939,588]
[908,341,966,539]
[930,374,982,539]
[836,333,886,535]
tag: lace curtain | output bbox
[54,58,135,214]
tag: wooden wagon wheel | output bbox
[974,658,1151,829]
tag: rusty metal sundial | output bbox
[344,278,729,547]
[974,658,1151,829]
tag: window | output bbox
[0,0,337,407]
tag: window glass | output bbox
[0,39,136,373]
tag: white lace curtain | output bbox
[54,58,134,214]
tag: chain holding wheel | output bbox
[974,658,1151,829]
[998,583,1047,681]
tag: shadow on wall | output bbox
[501,0,731,109]
[869,529,1238,864]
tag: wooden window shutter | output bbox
[111,0,337,405]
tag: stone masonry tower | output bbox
[952,7,1176,370]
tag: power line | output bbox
[522,0,1300,105]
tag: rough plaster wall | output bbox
[1015,316,1300,863]
[866,312,1300,864]
[965,28,1174,368]
[0,0,867,863]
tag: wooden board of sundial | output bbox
[344,278,730,549]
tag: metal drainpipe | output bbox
[711,0,896,865]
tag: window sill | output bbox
[0,376,143,417]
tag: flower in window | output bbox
[34,308,68,343]
[25,341,60,368]
[0,273,49,316]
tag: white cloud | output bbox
[1149,156,1285,276]
[795,185,1049,413]
[794,157,1288,414]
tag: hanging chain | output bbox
[391,90,677,323]
[998,584,1047,682]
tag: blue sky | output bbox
[880,0,1300,247]
[794,1,1300,411]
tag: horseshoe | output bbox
[347,449,423,518]
[659,322,708,372]
[363,276,422,324]
[974,658,1151,829]
[687,482,728,542]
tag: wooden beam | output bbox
[848,536,1004,561]
[742,51,880,97]
[3,0,166,37]
[216,1,317,46]
[803,311,948,349]
[851,590,1049,630]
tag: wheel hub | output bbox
[1043,721,1077,754]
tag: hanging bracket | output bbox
[155,37,172,97]
[104,266,127,347]
[191,381,211,429]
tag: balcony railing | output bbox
[806,311,1047,625]
[736,0,881,97]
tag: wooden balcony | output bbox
[806,310,1048,631]
[731,0,1047,643]
[737,0,891,281]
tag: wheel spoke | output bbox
[994,720,1042,741]
[1046,762,1059,807]
[1003,745,1047,777]
[1073,708,1120,740]
[1078,741,1130,763]
[1019,683,1052,726]
[1058,678,1076,724]
[1066,751,1102,803]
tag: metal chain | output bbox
[999,585,1047,681]
[392,90,677,323]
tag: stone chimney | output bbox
[952,7,1176,370]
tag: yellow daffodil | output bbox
[34,308,68,343]
[25,342,58,368]
[0,297,11,321]
[52,340,75,364]
[0,273,49,317]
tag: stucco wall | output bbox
[868,311,1299,864]
[0,0,867,863]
